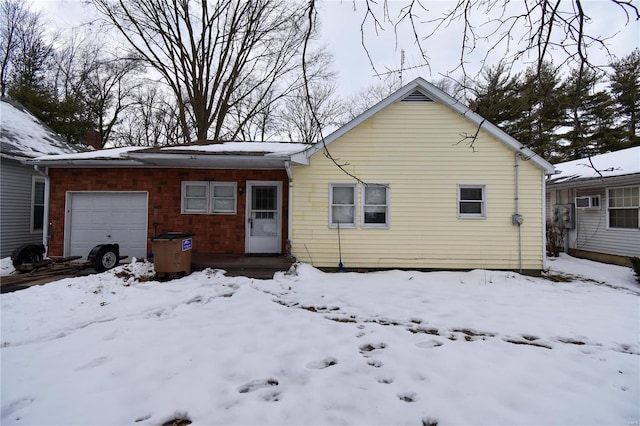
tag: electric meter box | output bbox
[551,203,575,229]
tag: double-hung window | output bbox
[458,184,486,218]
[181,181,237,214]
[608,186,639,229]
[330,184,356,227]
[362,184,389,228]
[31,177,45,232]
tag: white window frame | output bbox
[329,183,357,228]
[607,186,639,229]
[181,181,237,215]
[457,184,486,219]
[31,176,45,233]
[361,184,390,228]
[181,181,209,214]
[210,182,237,214]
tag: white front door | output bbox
[245,181,282,254]
[65,191,148,260]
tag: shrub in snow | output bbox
[629,257,640,283]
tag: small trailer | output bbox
[10,243,125,274]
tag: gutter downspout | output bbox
[515,153,522,274]
[284,161,293,257]
[34,165,50,255]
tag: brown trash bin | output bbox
[150,232,195,276]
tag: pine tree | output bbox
[517,62,564,161]
[558,67,617,160]
[473,61,524,136]
[609,49,640,148]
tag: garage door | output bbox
[66,192,148,260]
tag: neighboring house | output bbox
[0,97,81,258]
[31,78,555,273]
[546,147,640,266]
[289,78,555,273]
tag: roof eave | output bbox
[27,158,144,167]
[125,152,296,169]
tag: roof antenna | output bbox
[336,220,345,272]
[399,49,405,87]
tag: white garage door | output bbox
[66,192,148,260]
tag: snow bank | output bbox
[1,258,638,425]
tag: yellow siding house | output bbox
[288,78,556,273]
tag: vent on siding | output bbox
[400,90,433,102]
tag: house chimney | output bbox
[86,129,102,150]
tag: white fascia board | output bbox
[26,159,144,167]
[126,152,293,169]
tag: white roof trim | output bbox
[305,77,555,174]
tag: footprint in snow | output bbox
[397,392,417,402]
[367,359,383,368]
[237,378,279,394]
[359,342,387,356]
[306,357,338,369]
[416,339,443,349]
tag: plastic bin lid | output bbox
[151,232,195,241]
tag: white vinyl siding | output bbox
[181,181,237,214]
[553,184,640,258]
[362,184,389,228]
[0,159,44,258]
[330,184,356,228]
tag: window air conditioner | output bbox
[575,195,600,209]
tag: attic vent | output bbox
[401,90,433,102]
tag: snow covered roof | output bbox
[0,97,82,161]
[30,141,310,168]
[548,147,640,185]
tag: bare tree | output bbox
[51,32,142,146]
[1,0,52,97]
[277,81,344,143]
[320,0,639,85]
[92,0,318,143]
[0,0,29,96]
[113,85,183,147]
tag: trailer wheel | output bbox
[91,245,119,272]
[11,244,45,269]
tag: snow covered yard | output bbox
[1,255,638,425]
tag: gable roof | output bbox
[305,77,555,174]
[0,97,82,161]
[547,146,640,186]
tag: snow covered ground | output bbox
[1,255,638,425]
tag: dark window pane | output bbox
[460,201,482,214]
[253,186,276,210]
[33,205,44,230]
[364,206,386,224]
[460,187,483,201]
[609,209,639,229]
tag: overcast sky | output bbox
[31,0,640,97]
